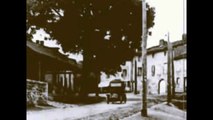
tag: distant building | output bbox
[173,40,187,93]
[100,37,187,95]
[27,40,82,101]
[147,39,186,95]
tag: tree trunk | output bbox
[81,47,100,97]
[80,49,90,97]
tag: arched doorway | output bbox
[158,79,166,95]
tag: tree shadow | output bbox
[127,98,141,101]
[53,95,106,105]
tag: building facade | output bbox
[100,38,187,95]
[27,40,82,102]
[146,39,186,95]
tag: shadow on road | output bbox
[127,98,141,101]
[54,95,106,105]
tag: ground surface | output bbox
[27,93,186,120]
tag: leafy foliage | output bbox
[27,0,155,74]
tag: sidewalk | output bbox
[122,102,187,120]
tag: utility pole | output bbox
[134,59,138,94]
[141,0,148,117]
[167,32,172,105]
[171,46,175,98]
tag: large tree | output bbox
[27,0,155,94]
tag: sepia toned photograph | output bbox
[27,0,187,120]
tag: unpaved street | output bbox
[27,93,143,120]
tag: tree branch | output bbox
[51,8,62,18]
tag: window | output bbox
[138,67,142,76]
[138,55,141,62]
[176,77,180,88]
[163,63,167,74]
[152,53,155,58]
[45,74,53,82]
[164,51,167,56]
[122,69,127,78]
[176,78,179,84]
[107,74,110,79]
[151,65,155,76]
[138,56,141,62]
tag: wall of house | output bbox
[174,58,187,92]
[99,72,123,93]
[27,79,48,107]
[147,51,168,95]
[119,51,168,94]
[44,71,76,100]
[99,61,134,92]
[131,56,143,93]
[99,42,187,95]
[147,52,187,94]
[27,48,40,81]
[121,61,132,82]
[57,73,74,91]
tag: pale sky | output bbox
[32,0,187,61]
[147,0,187,48]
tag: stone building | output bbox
[100,37,187,95]
[146,39,186,95]
[27,40,82,103]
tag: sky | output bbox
[147,0,187,48]
[32,0,187,61]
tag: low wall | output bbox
[27,79,48,107]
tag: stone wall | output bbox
[27,79,48,107]
[147,51,168,95]
[174,59,187,92]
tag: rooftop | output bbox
[147,39,186,54]
[27,40,82,70]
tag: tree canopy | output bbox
[27,0,155,74]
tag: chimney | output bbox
[35,40,44,46]
[36,40,40,44]
[182,34,187,41]
[159,39,166,47]
[40,41,44,46]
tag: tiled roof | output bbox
[27,41,82,70]
[174,54,187,60]
[147,39,186,55]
